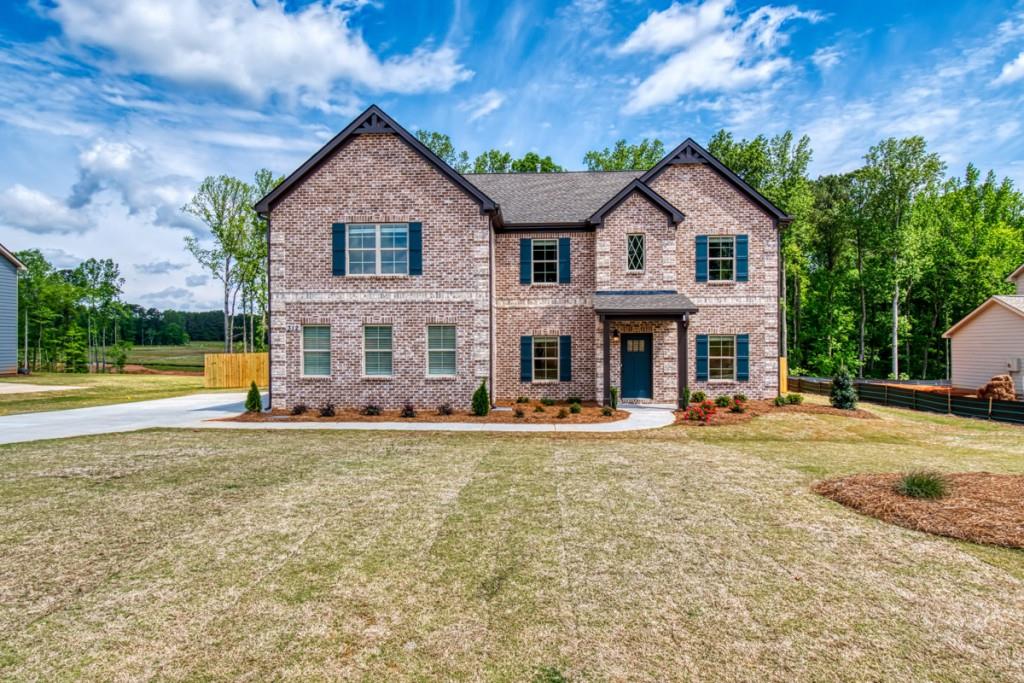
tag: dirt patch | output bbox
[814,473,1024,548]
[121,364,203,376]
[226,399,628,424]
[674,399,876,426]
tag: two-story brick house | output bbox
[255,105,789,410]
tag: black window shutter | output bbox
[559,335,572,381]
[696,334,709,381]
[695,235,708,282]
[520,336,533,382]
[520,239,532,284]
[558,237,571,283]
[409,222,423,275]
[332,223,346,276]
[735,235,748,282]
[736,334,750,381]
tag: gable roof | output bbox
[1007,263,1024,283]
[593,291,698,316]
[464,171,641,225]
[942,295,1024,338]
[640,138,792,224]
[588,179,684,227]
[0,242,25,271]
[254,105,496,215]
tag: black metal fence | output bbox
[788,377,1024,426]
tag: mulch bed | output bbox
[227,399,628,424]
[814,473,1024,549]
[674,399,877,426]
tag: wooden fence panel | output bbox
[204,353,269,389]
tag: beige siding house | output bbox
[943,265,1024,395]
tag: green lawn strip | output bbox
[0,373,209,416]
[127,342,223,371]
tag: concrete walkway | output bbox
[0,394,676,445]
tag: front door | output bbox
[621,333,653,399]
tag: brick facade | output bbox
[268,118,782,411]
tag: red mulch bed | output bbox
[674,399,876,426]
[814,473,1024,548]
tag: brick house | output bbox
[255,105,789,410]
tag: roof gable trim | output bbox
[588,179,685,227]
[0,243,25,271]
[942,296,1024,338]
[1006,263,1024,283]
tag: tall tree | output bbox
[415,130,471,172]
[583,138,666,171]
[472,149,514,173]
[511,152,564,173]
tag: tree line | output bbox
[418,128,1024,380]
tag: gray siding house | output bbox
[0,243,25,375]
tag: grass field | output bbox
[0,373,207,416]
[126,341,224,372]
[1,404,1023,680]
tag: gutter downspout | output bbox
[265,214,272,411]
[488,211,496,408]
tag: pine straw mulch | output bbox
[813,473,1024,549]
[227,399,628,425]
[674,399,877,426]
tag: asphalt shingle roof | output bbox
[593,291,698,315]
[463,171,642,224]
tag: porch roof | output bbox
[593,291,698,317]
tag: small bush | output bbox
[361,404,381,416]
[557,407,569,419]
[472,379,490,416]
[319,403,336,417]
[609,386,619,410]
[714,395,732,408]
[680,388,691,407]
[729,396,746,413]
[601,406,614,416]
[569,402,582,414]
[514,407,525,418]
[400,402,417,418]
[830,367,858,410]
[786,393,804,405]
[437,403,453,416]
[245,381,262,413]
[685,399,716,423]
[534,404,545,413]
[540,397,556,406]
[773,395,788,407]
[732,393,747,403]
[690,391,706,403]
[895,470,948,499]
[567,396,582,405]
[516,396,530,404]
[290,403,307,416]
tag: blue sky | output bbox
[1,0,1023,309]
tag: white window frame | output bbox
[531,239,559,285]
[532,336,559,382]
[708,334,736,381]
[363,325,394,377]
[626,233,645,272]
[301,325,331,377]
[347,223,410,276]
[708,235,735,282]
[426,325,457,377]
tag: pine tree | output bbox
[830,367,858,410]
[245,381,262,413]
[472,379,490,416]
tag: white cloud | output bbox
[185,274,209,287]
[618,0,822,114]
[993,51,1024,85]
[811,45,843,71]
[461,89,506,122]
[135,260,187,275]
[40,247,83,269]
[0,184,91,234]
[138,286,195,309]
[47,0,473,103]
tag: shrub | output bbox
[830,367,858,410]
[361,404,381,416]
[534,404,545,413]
[557,407,569,419]
[319,403,336,417]
[895,470,948,499]
[567,396,582,405]
[601,405,614,416]
[680,388,691,406]
[290,403,307,416]
[609,387,619,410]
[245,381,262,413]
[773,395,788,407]
[685,400,716,424]
[400,402,417,418]
[569,402,582,414]
[732,393,747,403]
[729,401,746,413]
[690,391,706,403]
[437,403,453,416]
[514,407,525,418]
[516,396,530,404]
[714,395,732,408]
[786,393,804,405]
[472,379,490,416]
[540,397,556,406]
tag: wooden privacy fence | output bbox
[788,377,1024,426]
[204,353,269,389]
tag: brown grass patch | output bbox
[814,472,1024,548]
[675,399,876,426]
[228,399,627,424]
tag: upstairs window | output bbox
[531,239,558,284]
[347,223,409,275]
[708,236,735,281]
[627,234,645,271]
[364,325,393,376]
[302,326,331,376]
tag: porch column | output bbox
[677,315,689,407]
[602,316,611,405]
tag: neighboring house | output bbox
[0,242,26,375]
[255,105,789,410]
[942,264,1024,395]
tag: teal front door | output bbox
[621,333,653,399]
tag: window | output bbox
[532,239,558,284]
[347,223,409,275]
[627,234,645,271]
[708,236,735,281]
[427,325,456,376]
[364,325,393,376]
[626,338,645,353]
[302,326,331,376]
[708,335,736,380]
[532,336,559,381]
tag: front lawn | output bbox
[1,405,1022,680]
[0,372,207,415]
[126,340,224,372]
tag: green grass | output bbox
[0,372,208,416]
[0,403,1022,680]
[896,470,949,499]
[126,341,224,372]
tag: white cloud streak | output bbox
[993,51,1024,85]
[0,184,92,234]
